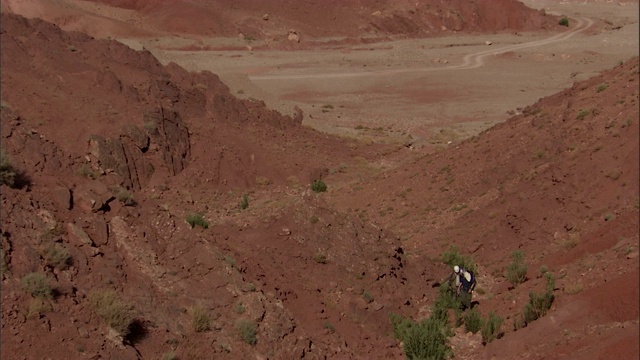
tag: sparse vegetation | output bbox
[311,179,327,193]
[21,273,53,299]
[186,213,209,229]
[522,273,556,326]
[143,120,158,134]
[596,83,609,93]
[323,321,335,334]
[162,352,178,360]
[27,298,53,319]
[576,109,590,120]
[464,308,483,334]
[441,245,477,274]
[190,305,211,332]
[78,164,97,179]
[224,255,236,268]
[243,282,256,292]
[114,187,135,206]
[505,250,528,286]
[236,320,257,345]
[389,313,452,360]
[0,151,17,187]
[481,311,503,344]
[255,176,271,186]
[604,213,615,221]
[362,291,374,304]
[89,289,134,336]
[42,243,71,270]
[559,17,569,27]
[234,301,246,314]
[240,194,249,210]
[313,253,328,264]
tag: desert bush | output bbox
[21,273,53,299]
[1,249,8,276]
[191,305,211,332]
[522,273,555,325]
[596,83,609,93]
[559,17,569,26]
[162,352,178,360]
[236,320,257,345]
[362,291,374,304]
[78,164,97,179]
[186,213,209,229]
[481,311,503,344]
[27,298,53,319]
[311,179,327,193]
[432,281,460,320]
[240,194,249,210]
[505,251,528,286]
[313,253,328,264]
[42,243,71,270]
[441,245,477,274]
[323,321,335,334]
[464,308,484,334]
[114,187,135,206]
[234,301,246,314]
[390,313,452,360]
[0,151,17,187]
[89,289,134,336]
[576,109,590,120]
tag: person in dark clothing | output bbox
[453,265,476,310]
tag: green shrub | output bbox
[323,321,335,334]
[42,243,71,270]
[313,253,328,264]
[441,245,477,274]
[236,320,257,345]
[596,83,609,93]
[114,187,135,206]
[311,179,327,193]
[191,305,211,332]
[186,213,209,229]
[21,273,53,299]
[576,109,590,120]
[27,298,53,319]
[362,291,374,304]
[505,251,528,286]
[389,313,452,360]
[432,281,461,319]
[464,308,484,334]
[240,194,249,210]
[88,289,134,336]
[162,352,178,360]
[234,301,246,314]
[0,151,17,187]
[481,311,503,344]
[523,273,555,325]
[559,17,569,27]
[78,164,97,179]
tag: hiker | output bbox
[453,265,476,310]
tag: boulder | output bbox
[74,181,113,213]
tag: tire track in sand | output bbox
[249,17,593,81]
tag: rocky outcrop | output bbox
[143,107,191,176]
